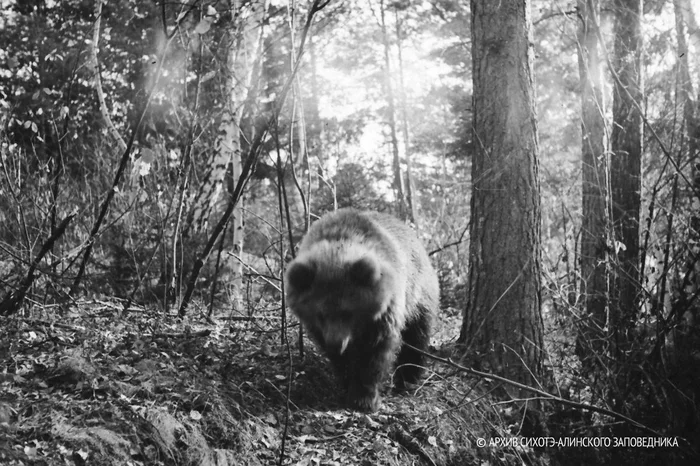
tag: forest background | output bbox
[1,0,699,465]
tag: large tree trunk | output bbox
[610,0,643,355]
[669,0,700,379]
[460,0,544,387]
[674,0,700,304]
[576,0,610,366]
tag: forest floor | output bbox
[0,298,563,465]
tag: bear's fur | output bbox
[285,208,439,412]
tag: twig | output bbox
[147,329,211,339]
[179,0,326,316]
[69,1,200,295]
[228,252,282,294]
[590,6,699,201]
[0,212,76,316]
[390,425,438,466]
[229,315,283,321]
[428,221,469,257]
[4,317,85,333]
[300,433,348,443]
[407,343,666,438]
[266,378,300,412]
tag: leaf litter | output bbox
[0,300,547,465]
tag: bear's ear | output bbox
[348,256,381,287]
[286,260,316,291]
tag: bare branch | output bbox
[410,344,669,439]
[1,212,76,315]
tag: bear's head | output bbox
[285,245,395,354]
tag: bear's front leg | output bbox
[346,329,400,412]
[347,380,380,412]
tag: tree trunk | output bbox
[674,0,700,267]
[395,8,417,225]
[285,4,310,232]
[379,0,408,220]
[576,0,610,366]
[307,34,325,193]
[674,0,700,166]
[460,0,544,387]
[191,0,267,311]
[671,0,700,369]
[610,0,643,354]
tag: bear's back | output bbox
[364,211,439,313]
[299,209,398,262]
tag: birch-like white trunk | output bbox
[192,0,267,311]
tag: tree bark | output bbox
[610,0,643,354]
[92,0,127,154]
[190,0,267,311]
[395,8,417,225]
[379,0,408,220]
[674,0,700,258]
[460,0,544,387]
[179,0,327,316]
[576,0,610,365]
[671,0,700,366]
[307,34,325,194]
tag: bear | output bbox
[285,208,439,412]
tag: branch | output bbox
[591,5,700,201]
[70,1,200,295]
[533,8,577,26]
[178,0,328,316]
[408,344,666,438]
[0,212,76,316]
[428,221,469,257]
